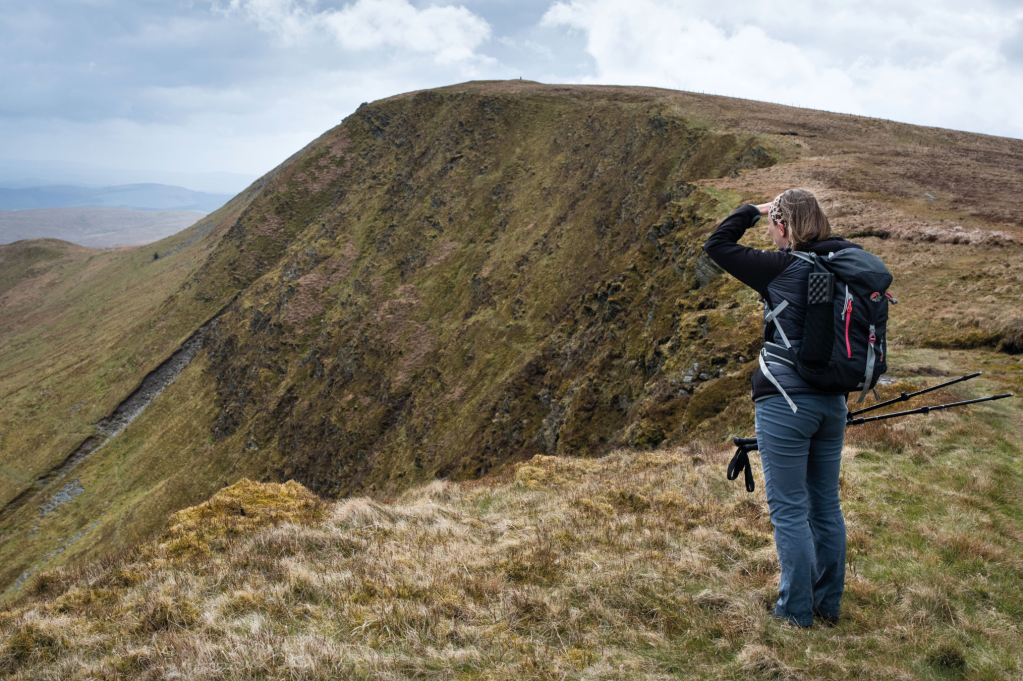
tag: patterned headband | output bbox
[769,193,786,226]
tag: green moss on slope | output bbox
[192,87,775,499]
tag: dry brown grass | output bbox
[3,410,1023,679]
[844,381,964,457]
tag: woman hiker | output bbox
[703,189,858,627]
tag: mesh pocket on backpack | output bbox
[800,274,836,368]
[808,273,834,304]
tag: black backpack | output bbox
[791,249,895,401]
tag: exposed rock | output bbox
[694,253,725,288]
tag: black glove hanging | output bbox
[727,442,756,493]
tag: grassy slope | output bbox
[2,81,1022,599]
[0,120,394,592]
[0,190,261,592]
[2,349,1021,679]
[0,189,256,490]
[0,227,213,503]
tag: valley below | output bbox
[0,182,237,248]
[1,81,1022,678]
[0,207,206,249]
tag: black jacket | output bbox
[703,204,862,400]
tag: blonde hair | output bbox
[769,188,832,251]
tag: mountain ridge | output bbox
[1,80,1022,598]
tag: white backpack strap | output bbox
[762,342,796,369]
[763,299,792,349]
[760,349,798,413]
[790,251,815,263]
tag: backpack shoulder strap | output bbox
[790,251,815,264]
[762,299,792,348]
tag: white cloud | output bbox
[218,0,318,44]
[4,1,1022,185]
[324,0,491,63]
[223,0,493,64]
[543,2,857,107]
[541,0,1023,138]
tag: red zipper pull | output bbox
[845,299,853,358]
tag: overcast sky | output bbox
[2,0,1022,191]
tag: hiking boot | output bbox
[813,608,838,627]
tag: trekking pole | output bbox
[846,372,983,420]
[726,382,1015,492]
[846,393,1014,425]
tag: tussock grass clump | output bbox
[846,421,919,455]
[928,639,968,672]
[162,478,326,558]
[3,395,1023,680]
[996,319,1023,354]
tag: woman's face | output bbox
[768,216,791,249]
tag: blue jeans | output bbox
[755,393,847,626]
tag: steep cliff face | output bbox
[195,86,774,497]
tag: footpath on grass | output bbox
[0,321,215,597]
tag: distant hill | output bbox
[0,206,205,247]
[0,161,256,195]
[0,183,232,212]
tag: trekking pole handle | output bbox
[728,439,758,491]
